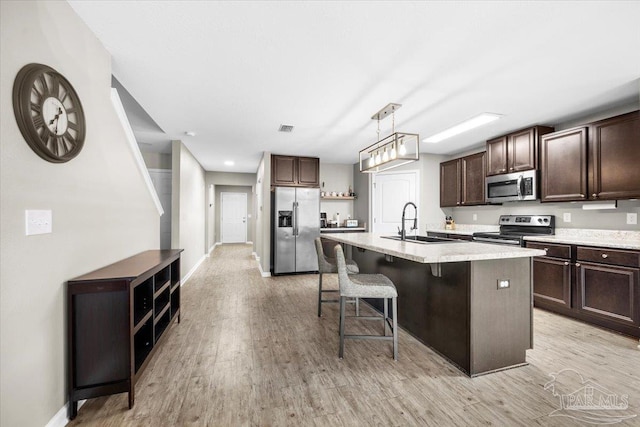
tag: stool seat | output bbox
[345,274,397,299]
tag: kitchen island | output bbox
[323,233,546,376]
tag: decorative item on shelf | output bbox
[359,103,419,173]
[445,216,456,230]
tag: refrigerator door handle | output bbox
[293,201,299,236]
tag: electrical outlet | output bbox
[563,213,571,223]
[25,210,52,235]
[627,213,638,225]
[472,214,477,221]
[497,279,510,289]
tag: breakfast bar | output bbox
[323,233,546,376]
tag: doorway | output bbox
[372,170,419,234]
[148,169,172,249]
[221,192,247,243]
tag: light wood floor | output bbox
[70,244,640,426]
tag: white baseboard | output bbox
[256,259,271,277]
[182,255,205,285]
[46,400,86,427]
[246,241,253,245]
[207,242,219,256]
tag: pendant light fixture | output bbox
[359,103,419,173]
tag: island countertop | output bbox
[322,232,546,263]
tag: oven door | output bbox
[473,235,523,246]
[486,170,537,203]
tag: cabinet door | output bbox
[507,128,536,173]
[297,157,320,187]
[532,257,572,308]
[589,111,640,200]
[540,127,587,202]
[576,261,639,327]
[440,159,460,207]
[461,152,486,205]
[271,155,297,186]
[486,136,507,176]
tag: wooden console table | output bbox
[67,249,183,419]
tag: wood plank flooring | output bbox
[69,244,640,426]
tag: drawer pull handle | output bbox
[576,263,581,267]
[592,193,597,198]
[564,262,569,266]
[544,248,549,252]
[601,254,608,259]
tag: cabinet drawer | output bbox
[577,246,640,268]
[526,242,571,259]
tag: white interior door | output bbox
[221,192,247,243]
[372,170,418,234]
[148,169,172,249]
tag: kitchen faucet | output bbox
[398,202,418,241]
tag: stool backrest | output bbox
[334,244,353,293]
[314,237,336,273]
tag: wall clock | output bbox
[12,63,86,163]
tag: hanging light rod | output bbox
[371,103,402,121]
[423,112,502,143]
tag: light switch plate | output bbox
[25,210,52,235]
[627,213,638,225]
[563,213,571,223]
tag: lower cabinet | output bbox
[526,241,640,338]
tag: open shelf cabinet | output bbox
[67,249,183,420]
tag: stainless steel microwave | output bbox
[486,170,538,203]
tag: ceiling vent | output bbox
[278,124,294,133]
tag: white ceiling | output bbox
[68,1,640,173]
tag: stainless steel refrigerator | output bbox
[273,187,320,274]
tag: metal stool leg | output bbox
[339,296,346,359]
[392,297,398,361]
[383,298,388,335]
[317,273,323,317]
[355,297,360,316]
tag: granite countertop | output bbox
[524,229,640,250]
[322,232,545,264]
[426,224,499,236]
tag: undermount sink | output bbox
[381,235,465,244]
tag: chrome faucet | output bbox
[399,202,418,241]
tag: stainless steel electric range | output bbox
[473,215,555,246]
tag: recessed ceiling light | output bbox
[185,131,196,137]
[423,113,502,143]
[224,160,234,166]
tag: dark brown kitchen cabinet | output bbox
[588,110,640,200]
[486,126,554,176]
[576,246,640,327]
[440,158,460,207]
[540,127,588,202]
[527,240,640,338]
[440,152,486,207]
[67,250,183,419]
[271,155,319,188]
[527,242,572,309]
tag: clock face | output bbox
[13,63,86,163]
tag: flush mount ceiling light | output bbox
[185,131,196,137]
[423,113,502,143]
[224,160,234,166]
[359,103,419,173]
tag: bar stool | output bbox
[314,238,359,317]
[334,244,398,360]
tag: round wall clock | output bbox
[12,63,86,163]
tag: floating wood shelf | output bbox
[321,196,356,200]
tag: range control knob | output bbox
[543,218,549,223]
[537,218,543,223]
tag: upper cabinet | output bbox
[440,152,486,207]
[589,111,640,200]
[540,127,588,202]
[486,126,554,176]
[541,110,640,202]
[271,155,320,188]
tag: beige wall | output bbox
[255,153,272,273]
[205,171,256,249]
[171,141,206,279]
[320,163,354,221]
[0,2,160,425]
